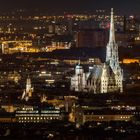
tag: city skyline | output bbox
[0,0,140,15]
[0,1,140,139]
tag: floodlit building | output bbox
[15,106,63,123]
[21,77,34,101]
[71,8,123,94]
[75,107,134,126]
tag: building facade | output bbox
[15,106,63,123]
[71,9,123,94]
[76,29,108,48]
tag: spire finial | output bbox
[109,8,115,43]
[78,59,81,65]
[111,8,113,13]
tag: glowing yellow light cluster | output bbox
[122,59,139,64]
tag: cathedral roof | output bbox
[75,59,83,69]
[76,65,83,69]
[87,65,103,80]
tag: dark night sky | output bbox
[0,0,140,14]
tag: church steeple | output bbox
[106,8,120,73]
[109,8,115,43]
[105,8,123,93]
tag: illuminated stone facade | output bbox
[71,9,123,93]
[21,77,34,101]
[15,106,62,123]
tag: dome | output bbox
[76,64,83,69]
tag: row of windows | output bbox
[102,80,107,83]
[16,111,38,113]
[87,81,121,86]
[102,86,107,90]
[133,112,140,115]
[18,116,60,121]
[102,84,107,87]
[41,110,60,113]
[19,121,44,123]
[120,116,130,119]
[16,114,60,117]
[85,116,131,120]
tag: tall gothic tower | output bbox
[106,8,119,72]
[71,8,123,93]
[106,8,123,92]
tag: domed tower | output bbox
[71,60,86,92]
[75,60,84,75]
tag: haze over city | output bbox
[0,0,140,14]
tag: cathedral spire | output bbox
[109,8,115,43]
[106,8,119,69]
